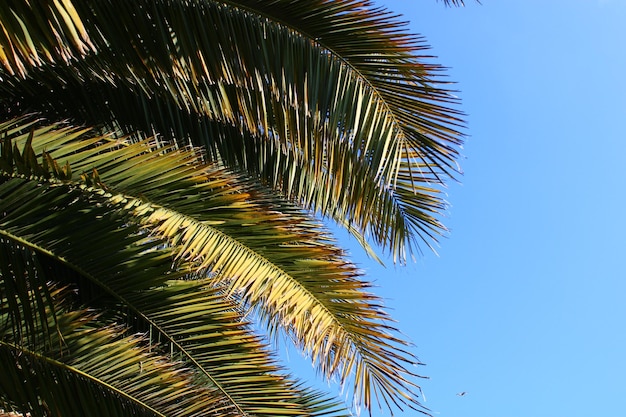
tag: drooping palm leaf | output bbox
[0,117,428,414]
[0,0,464,262]
[0,121,352,416]
[0,188,348,417]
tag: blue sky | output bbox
[285,1,626,416]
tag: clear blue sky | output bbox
[284,1,626,416]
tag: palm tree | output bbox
[0,0,465,416]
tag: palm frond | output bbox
[0,118,356,416]
[0,0,466,412]
[0,117,427,414]
[0,287,232,417]
[0,0,465,261]
[0,184,348,417]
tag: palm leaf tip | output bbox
[439,0,482,6]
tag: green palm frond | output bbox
[0,120,351,416]
[0,117,428,414]
[0,117,426,414]
[0,190,347,417]
[0,0,467,414]
[0,0,464,261]
[0,287,234,417]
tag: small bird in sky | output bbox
[456,392,467,397]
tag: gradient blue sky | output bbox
[285,1,626,416]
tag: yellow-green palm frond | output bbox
[0,0,464,262]
[0,116,427,414]
[0,118,351,417]
[0,187,348,417]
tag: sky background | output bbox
[283,1,626,417]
